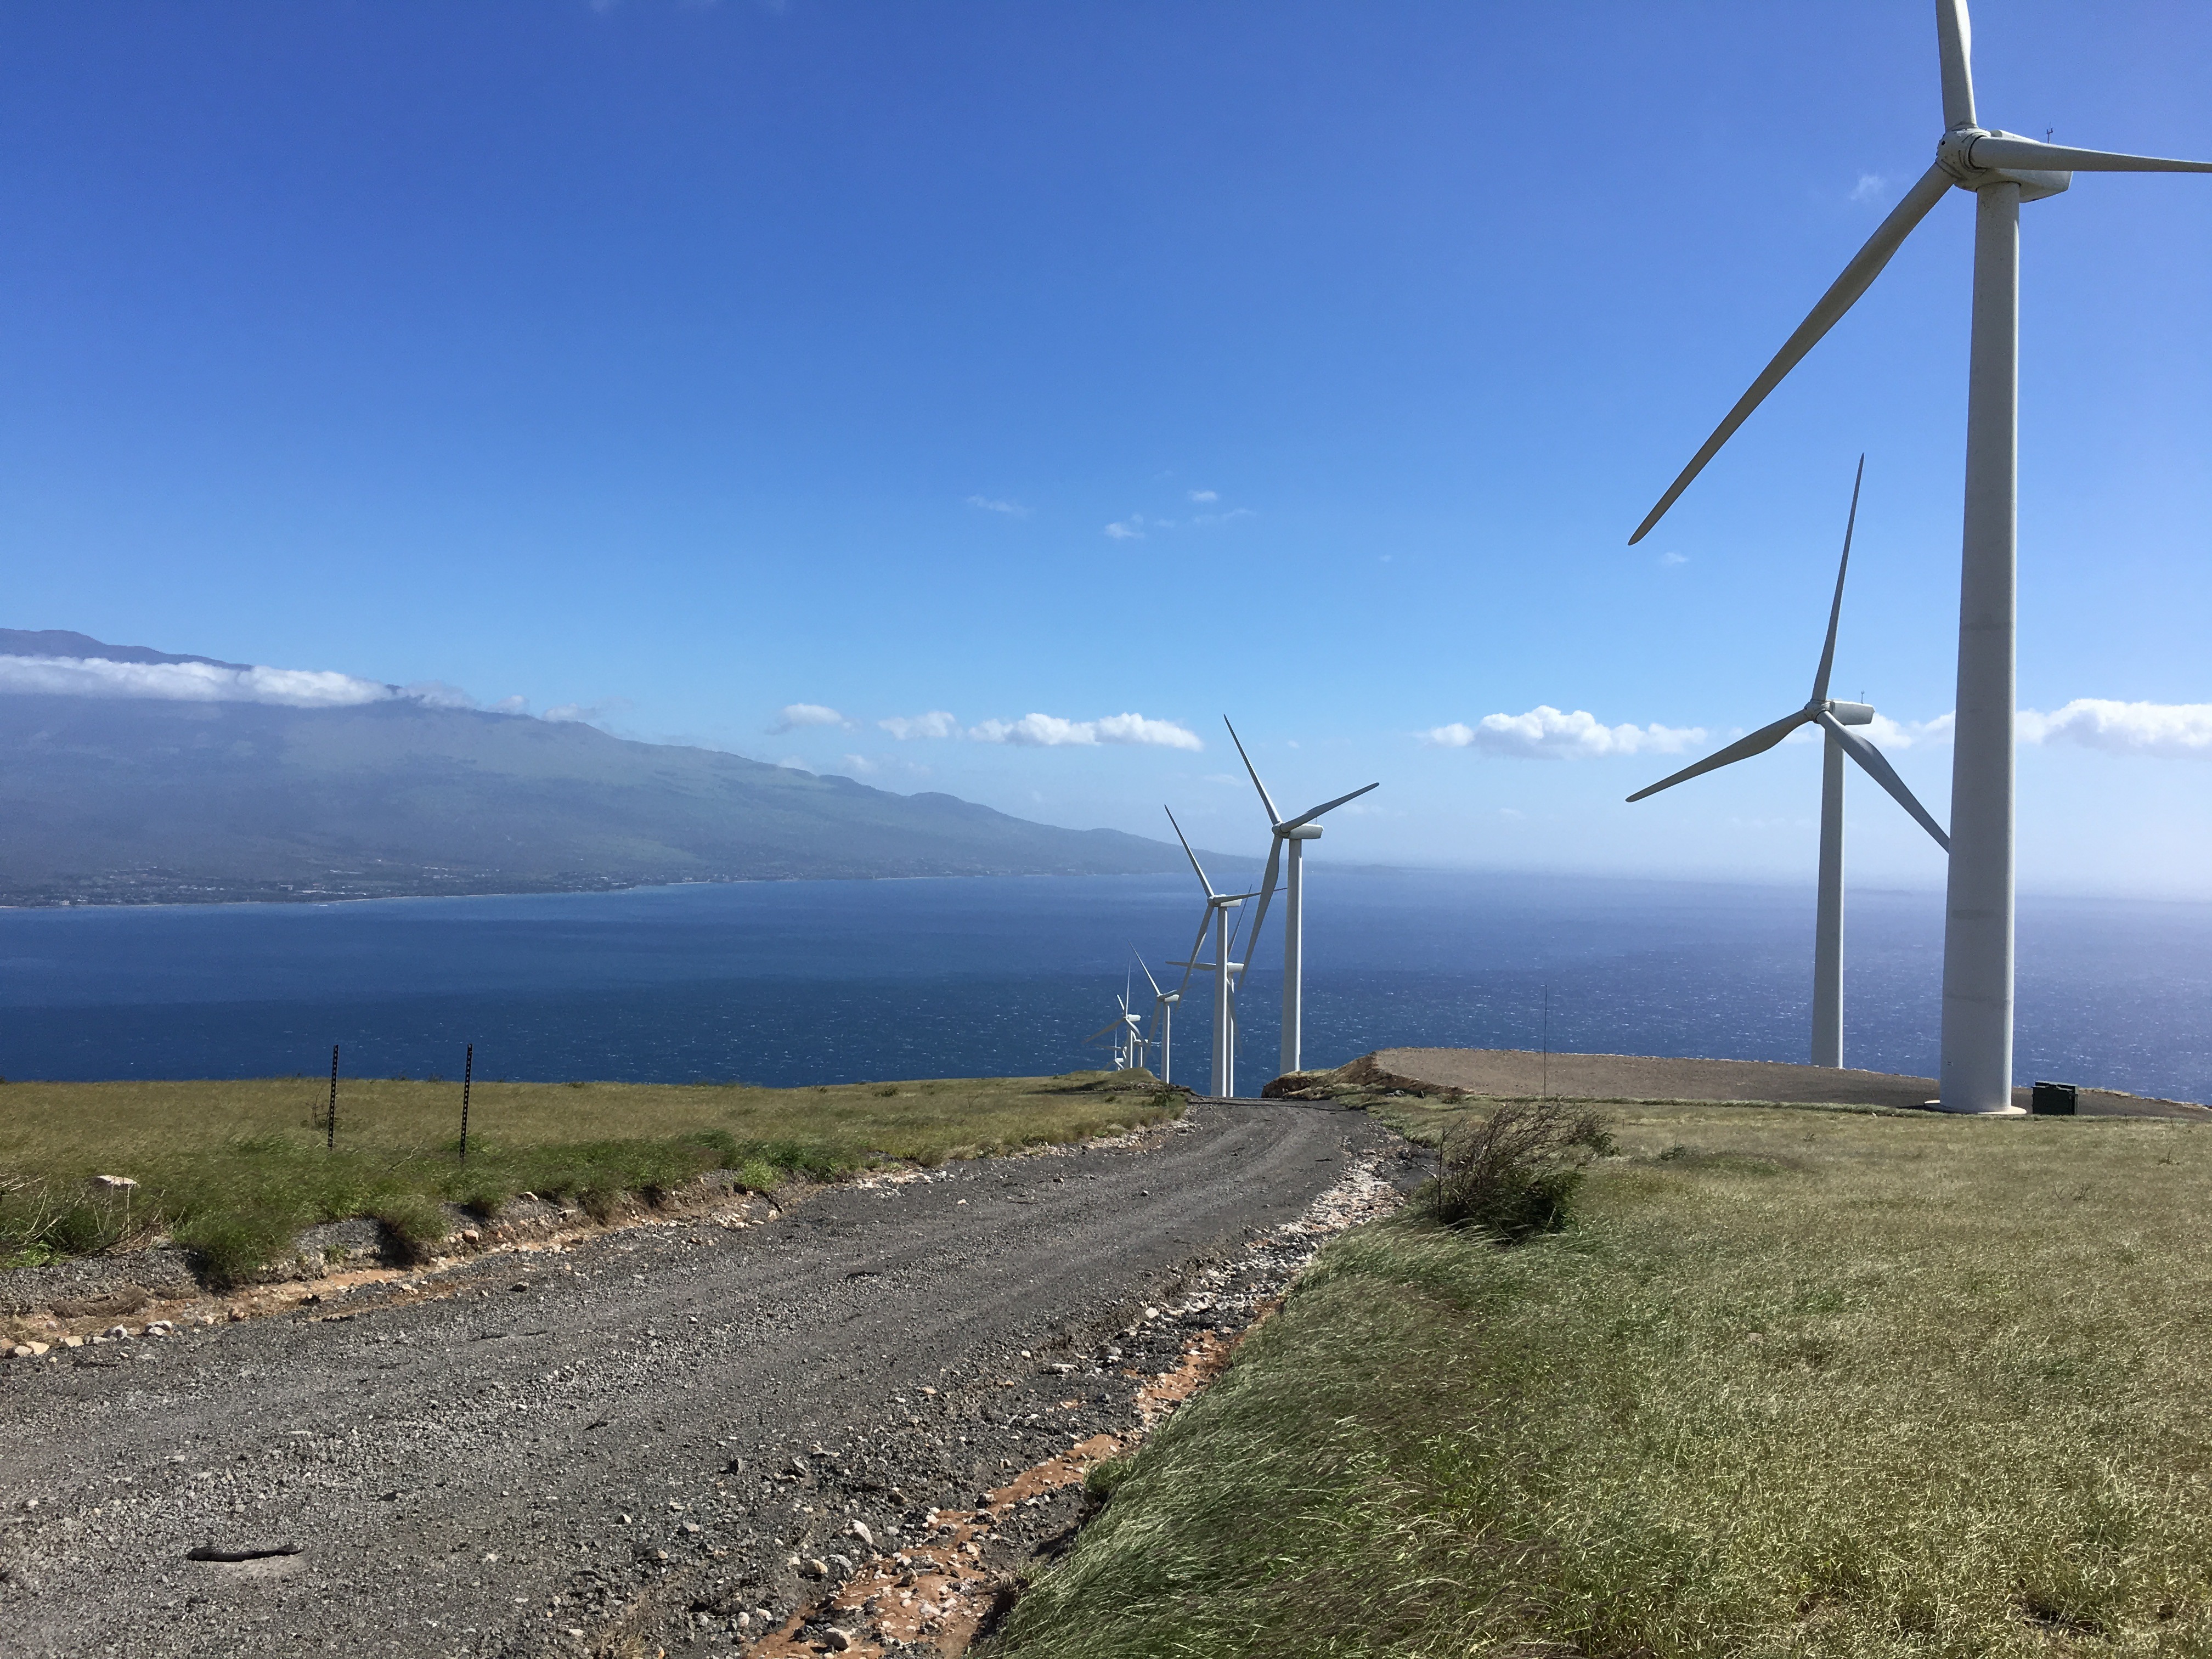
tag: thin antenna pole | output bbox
[460,1043,473,1161]
[1541,985,1550,1101]
[327,1045,340,1151]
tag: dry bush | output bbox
[1414,1098,1613,1239]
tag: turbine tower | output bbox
[1164,807,1256,1098]
[1629,0,2212,1113]
[1135,953,1178,1086]
[1222,719,1377,1079]
[1628,457,1950,1067]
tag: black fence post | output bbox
[327,1045,340,1151]
[460,1043,473,1160]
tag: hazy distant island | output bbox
[0,630,1221,907]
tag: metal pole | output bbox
[1541,985,1549,1101]
[327,1044,339,1151]
[1281,837,1304,1076]
[1938,180,2021,1114]
[460,1042,473,1161]
[1812,733,1846,1066]
[1163,1001,1172,1087]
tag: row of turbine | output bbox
[1096,479,1947,1099]
[1088,720,1375,1097]
[1099,0,2211,1108]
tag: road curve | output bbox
[1,1099,1408,1658]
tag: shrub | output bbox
[1413,1099,1614,1240]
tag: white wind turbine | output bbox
[1135,952,1179,1086]
[1222,720,1378,1079]
[1630,0,2212,1113]
[1628,456,1950,1067]
[1083,968,1147,1072]
[1163,807,1258,1098]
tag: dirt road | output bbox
[1,1100,1414,1658]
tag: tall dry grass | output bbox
[991,1101,2212,1657]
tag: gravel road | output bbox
[1,1099,1416,1658]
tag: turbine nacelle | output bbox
[1282,823,1324,842]
[1825,700,1875,726]
[1936,128,2069,200]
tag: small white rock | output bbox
[847,1520,874,1548]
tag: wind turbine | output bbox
[1135,952,1178,1086]
[1222,720,1378,1079]
[1629,0,2212,1113]
[1628,456,1949,1067]
[1163,807,1257,1098]
[1084,969,1147,1071]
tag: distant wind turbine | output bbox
[1135,952,1178,1086]
[1629,0,2212,1113]
[1628,457,1949,1067]
[1164,807,1257,1098]
[1222,719,1377,1079]
[1084,967,1147,1072]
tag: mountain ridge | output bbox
[0,633,1236,906]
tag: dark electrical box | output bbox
[2030,1081,2078,1116]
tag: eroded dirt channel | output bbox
[1,1100,1421,1658]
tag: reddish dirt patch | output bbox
[738,1312,1279,1657]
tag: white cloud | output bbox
[1660,550,1689,567]
[968,712,1203,751]
[1424,706,1707,758]
[840,753,930,778]
[0,652,399,709]
[879,710,960,741]
[2021,699,2212,757]
[1866,712,1953,749]
[766,703,853,733]
[1850,172,1888,202]
[1188,489,1218,503]
[1104,518,1145,540]
[966,495,1027,516]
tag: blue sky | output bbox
[4,2,2210,894]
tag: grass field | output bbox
[0,1070,1178,1284]
[990,1096,2212,1658]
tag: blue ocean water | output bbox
[1,870,2208,1103]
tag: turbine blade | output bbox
[1134,952,1163,998]
[1163,806,1217,899]
[1967,134,2212,174]
[1283,780,1381,830]
[1626,710,1809,802]
[1816,709,1951,851]
[1629,164,1953,545]
[1085,1022,1121,1043]
[1223,718,1282,826]
[1171,906,1211,1001]
[1810,454,1866,704]
[1936,0,1976,132]
[1239,838,1284,982]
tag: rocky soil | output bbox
[0,1099,1426,1658]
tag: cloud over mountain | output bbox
[1424,706,1707,758]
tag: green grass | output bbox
[988,1098,2212,1658]
[0,1071,1179,1285]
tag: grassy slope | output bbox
[0,1071,1178,1282]
[991,1099,2212,1658]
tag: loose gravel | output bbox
[1,1100,1425,1658]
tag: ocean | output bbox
[2,870,2208,1103]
